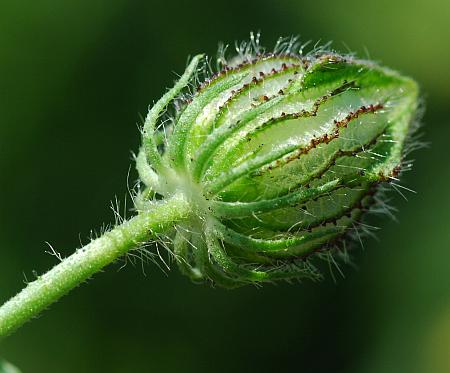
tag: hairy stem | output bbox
[0,193,190,338]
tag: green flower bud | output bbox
[136,38,419,288]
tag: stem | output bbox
[0,193,190,338]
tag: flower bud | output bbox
[137,40,419,287]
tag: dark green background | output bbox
[1,1,449,372]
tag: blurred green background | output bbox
[1,1,449,372]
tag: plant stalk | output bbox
[0,192,190,338]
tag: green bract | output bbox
[136,45,419,288]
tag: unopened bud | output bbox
[137,38,419,287]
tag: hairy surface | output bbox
[135,34,419,288]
